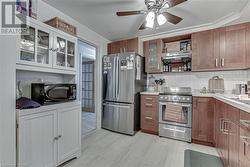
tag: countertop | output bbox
[193,93,250,114]
[140,91,250,114]
[17,101,81,117]
[140,91,160,95]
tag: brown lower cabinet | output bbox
[192,97,215,146]
[141,95,159,135]
[239,111,250,167]
[215,100,240,167]
[193,98,250,167]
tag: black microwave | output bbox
[31,83,77,105]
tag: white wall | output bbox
[0,33,19,167]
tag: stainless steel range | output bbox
[159,87,192,142]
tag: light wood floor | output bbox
[65,129,218,167]
[81,112,96,136]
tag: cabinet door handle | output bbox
[241,136,250,146]
[240,119,250,128]
[145,117,153,120]
[221,58,225,67]
[220,118,224,132]
[215,58,218,67]
[223,120,229,135]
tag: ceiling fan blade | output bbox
[163,12,183,24]
[168,0,187,8]
[139,22,147,30]
[116,10,145,16]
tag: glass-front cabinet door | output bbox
[37,29,51,65]
[67,41,75,68]
[144,39,162,73]
[20,26,36,63]
[53,33,76,70]
[18,23,53,67]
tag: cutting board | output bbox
[208,76,224,93]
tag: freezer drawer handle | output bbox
[103,103,131,109]
[145,98,153,101]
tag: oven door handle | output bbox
[159,102,192,108]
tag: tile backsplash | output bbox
[148,70,250,93]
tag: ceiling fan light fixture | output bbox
[157,14,167,26]
[146,11,155,22]
[146,20,154,28]
[163,1,170,9]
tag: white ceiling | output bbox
[43,0,249,41]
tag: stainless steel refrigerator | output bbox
[102,53,146,135]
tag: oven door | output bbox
[159,102,192,128]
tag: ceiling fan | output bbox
[116,0,187,30]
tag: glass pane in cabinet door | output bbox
[149,43,158,67]
[56,37,66,67]
[20,27,35,62]
[37,30,49,64]
[67,41,75,68]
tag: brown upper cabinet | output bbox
[246,23,250,66]
[192,30,217,71]
[107,37,139,54]
[143,39,163,73]
[220,23,248,70]
[192,23,250,71]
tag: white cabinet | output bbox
[18,110,57,167]
[17,19,77,73]
[18,106,81,167]
[57,107,81,164]
[53,33,76,70]
[18,22,53,68]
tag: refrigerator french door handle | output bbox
[117,56,120,99]
[113,56,117,100]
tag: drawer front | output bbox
[159,124,191,142]
[141,95,159,133]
